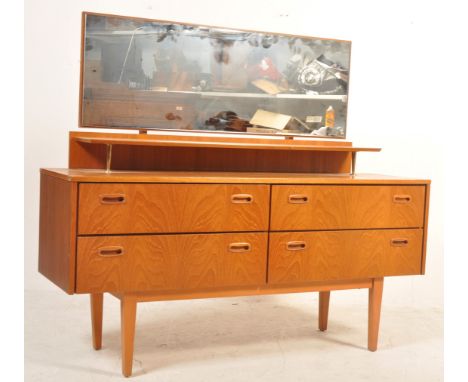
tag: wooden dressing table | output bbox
[39,131,430,377]
[38,12,430,376]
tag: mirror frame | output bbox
[79,12,352,140]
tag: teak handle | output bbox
[286,241,307,250]
[288,194,309,204]
[393,195,412,203]
[100,194,126,204]
[231,194,253,203]
[228,242,251,252]
[390,238,409,247]
[98,246,124,257]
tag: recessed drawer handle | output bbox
[231,194,253,203]
[228,242,251,252]
[390,238,409,247]
[286,241,307,251]
[100,194,126,204]
[288,194,309,204]
[393,195,412,203]
[98,246,124,257]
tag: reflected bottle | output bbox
[325,106,335,128]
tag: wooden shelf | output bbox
[149,89,347,101]
[42,169,430,185]
[86,87,347,102]
[69,132,380,175]
[75,135,380,153]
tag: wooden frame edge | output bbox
[78,11,351,140]
[109,279,373,303]
[420,183,431,274]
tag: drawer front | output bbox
[271,185,425,230]
[78,183,270,234]
[76,233,267,293]
[268,229,423,284]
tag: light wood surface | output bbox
[368,277,384,351]
[268,229,423,284]
[76,233,268,293]
[271,185,426,230]
[33,18,432,374]
[38,172,77,294]
[90,293,103,350]
[39,140,430,376]
[74,135,380,152]
[42,168,431,185]
[72,143,352,174]
[114,279,373,302]
[121,295,137,377]
[70,131,354,146]
[421,184,431,274]
[318,291,331,331]
[78,183,269,235]
[69,131,356,174]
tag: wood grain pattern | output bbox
[76,233,268,293]
[78,183,269,235]
[38,173,77,294]
[69,132,355,174]
[69,134,108,169]
[81,93,197,132]
[271,185,426,230]
[368,277,384,351]
[72,144,352,174]
[110,146,351,174]
[268,229,423,284]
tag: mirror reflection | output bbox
[81,13,351,138]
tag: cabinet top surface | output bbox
[41,168,430,184]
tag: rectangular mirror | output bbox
[80,12,351,138]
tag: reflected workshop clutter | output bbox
[81,13,351,138]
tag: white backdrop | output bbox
[25,0,444,308]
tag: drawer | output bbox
[268,229,423,284]
[76,232,267,293]
[271,185,425,230]
[78,183,270,234]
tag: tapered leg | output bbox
[318,291,331,331]
[368,277,384,351]
[121,296,137,377]
[90,293,103,350]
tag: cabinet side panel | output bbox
[421,184,431,274]
[38,172,77,294]
[69,135,107,169]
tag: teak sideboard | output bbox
[39,132,430,377]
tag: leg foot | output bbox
[121,295,137,377]
[368,277,384,351]
[90,293,103,350]
[318,291,331,331]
